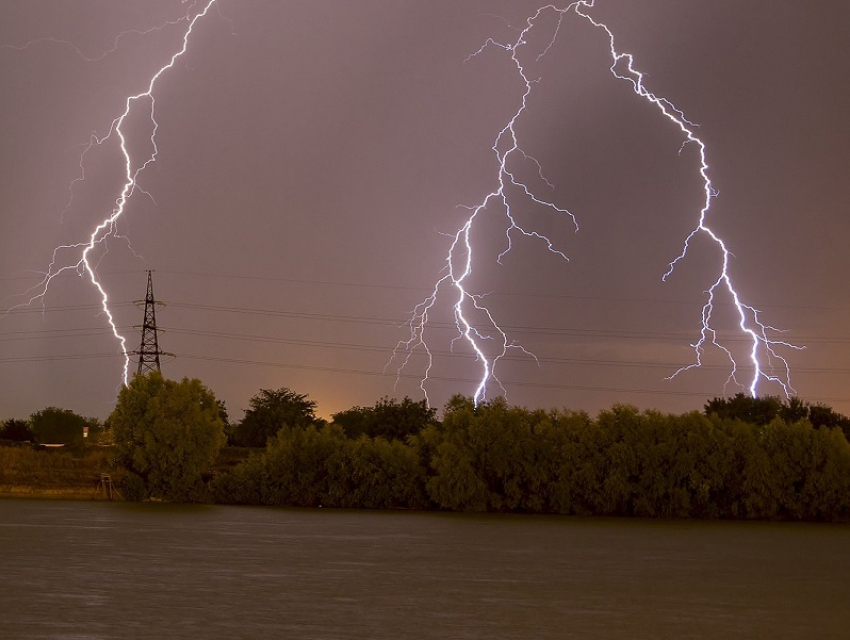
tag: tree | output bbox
[802,403,850,442]
[29,407,90,446]
[422,396,492,512]
[346,435,429,509]
[255,423,347,507]
[704,394,783,426]
[332,396,438,441]
[705,395,850,443]
[232,387,321,448]
[109,372,225,502]
[0,419,33,442]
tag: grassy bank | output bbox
[0,446,125,500]
[0,445,257,501]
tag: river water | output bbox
[0,499,847,639]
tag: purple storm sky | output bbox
[1,0,849,421]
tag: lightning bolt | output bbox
[7,1,800,406]
[392,1,800,406]
[4,0,218,387]
[2,12,198,63]
[572,3,804,397]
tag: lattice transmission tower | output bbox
[132,270,170,375]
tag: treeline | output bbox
[0,408,105,449]
[6,378,850,522]
[211,395,850,522]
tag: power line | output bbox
[171,353,850,405]
[4,300,849,346]
[163,303,850,345]
[169,353,719,398]
[2,343,848,376]
[0,353,120,364]
[4,268,849,312]
[0,327,130,343]
[160,327,850,375]
[3,320,850,375]
[1,302,136,315]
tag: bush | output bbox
[109,373,225,502]
[0,419,33,442]
[208,393,850,522]
[121,472,148,502]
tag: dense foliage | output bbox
[229,387,322,447]
[0,419,33,443]
[6,387,850,521]
[332,396,438,440]
[705,393,850,442]
[29,407,97,447]
[0,446,119,491]
[211,424,429,509]
[210,395,850,521]
[109,373,225,502]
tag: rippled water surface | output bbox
[1,500,848,639]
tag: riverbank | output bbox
[0,485,110,500]
[0,445,125,501]
[0,444,254,502]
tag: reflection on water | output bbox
[0,500,848,639]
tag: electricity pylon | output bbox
[132,270,169,375]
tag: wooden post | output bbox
[95,473,123,500]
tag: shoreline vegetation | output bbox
[0,446,125,500]
[3,383,850,522]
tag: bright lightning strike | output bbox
[572,3,803,397]
[392,1,800,406]
[5,0,218,387]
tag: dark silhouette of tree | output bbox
[332,396,437,441]
[29,407,90,446]
[0,418,33,442]
[216,399,230,429]
[706,394,850,443]
[704,394,783,426]
[805,403,850,442]
[232,387,321,448]
[779,396,810,423]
